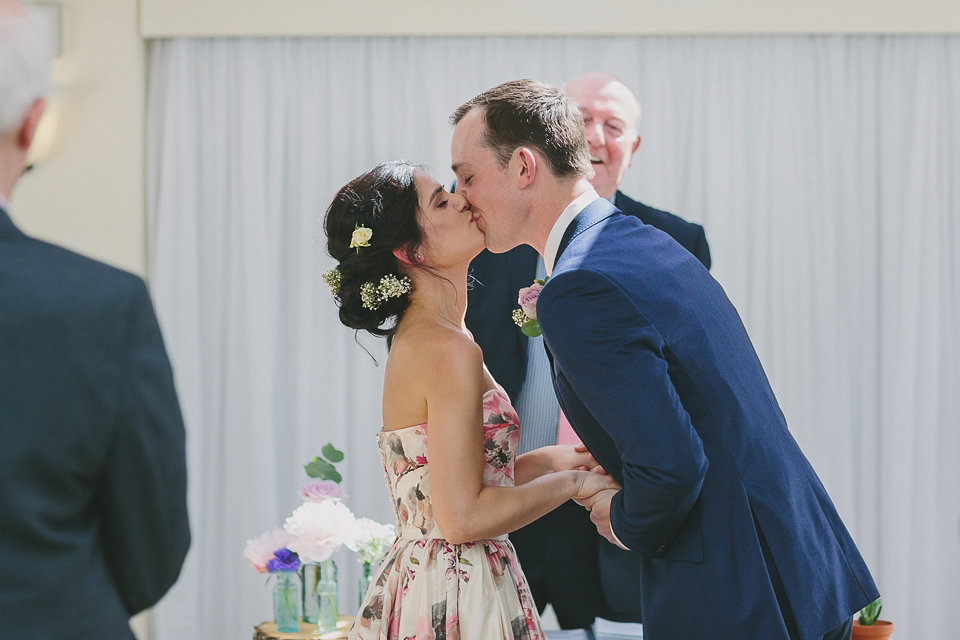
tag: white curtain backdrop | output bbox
[146,35,959,639]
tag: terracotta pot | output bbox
[852,619,894,638]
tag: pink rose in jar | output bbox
[517,282,544,320]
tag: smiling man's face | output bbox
[565,74,641,200]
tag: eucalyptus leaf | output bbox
[305,457,340,482]
[520,319,541,338]
[322,442,344,463]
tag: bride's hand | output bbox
[573,470,621,502]
[539,444,608,474]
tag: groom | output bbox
[450,79,878,640]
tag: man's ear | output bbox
[514,147,537,189]
[17,98,46,151]
[627,134,642,167]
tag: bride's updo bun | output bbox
[324,161,425,337]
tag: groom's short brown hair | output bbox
[451,79,593,180]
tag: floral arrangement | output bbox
[284,500,356,564]
[347,518,397,566]
[300,480,347,503]
[244,527,299,574]
[244,442,397,585]
[512,278,547,337]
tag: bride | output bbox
[323,160,619,639]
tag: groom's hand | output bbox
[575,488,629,550]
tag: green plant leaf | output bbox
[520,319,541,338]
[304,457,342,482]
[322,443,345,463]
[858,597,882,625]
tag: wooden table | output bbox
[253,615,354,640]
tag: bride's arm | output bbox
[424,334,618,544]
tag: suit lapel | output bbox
[544,197,618,391]
[554,197,619,268]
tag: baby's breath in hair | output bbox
[322,267,343,295]
[360,282,379,310]
[360,274,413,311]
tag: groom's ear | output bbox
[514,147,537,190]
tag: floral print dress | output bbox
[348,389,545,640]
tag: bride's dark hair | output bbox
[324,161,425,337]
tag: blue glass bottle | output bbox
[272,570,300,632]
[315,559,339,633]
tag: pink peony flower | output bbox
[243,527,289,573]
[283,500,356,563]
[300,480,347,503]
[517,282,543,320]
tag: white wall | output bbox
[11,0,146,277]
[140,0,960,36]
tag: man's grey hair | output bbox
[0,3,51,138]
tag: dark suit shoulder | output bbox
[614,191,711,269]
[11,234,147,310]
[614,191,699,235]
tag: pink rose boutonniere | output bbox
[512,278,547,337]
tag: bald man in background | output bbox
[465,72,710,629]
[0,2,190,637]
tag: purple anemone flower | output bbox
[266,548,301,572]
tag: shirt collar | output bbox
[544,188,600,276]
[0,192,9,213]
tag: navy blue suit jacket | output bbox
[465,193,710,622]
[0,208,190,638]
[537,198,877,638]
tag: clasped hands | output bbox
[548,443,627,550]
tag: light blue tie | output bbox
[515,255,561,453]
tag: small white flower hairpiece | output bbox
[322,267,342,296]
[361,274,413,311]
[350,224,373,252]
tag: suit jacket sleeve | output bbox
[538,268,708,556]
[98,279,191,614]
[691,226,711,270]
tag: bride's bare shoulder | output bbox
[389,320,482,384]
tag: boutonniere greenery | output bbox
[512,278,547,337]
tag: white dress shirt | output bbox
[543,188,600,276]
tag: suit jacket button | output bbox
[656,541,669,554]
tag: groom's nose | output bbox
[451,191,470,213]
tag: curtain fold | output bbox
[146,35,959,640]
